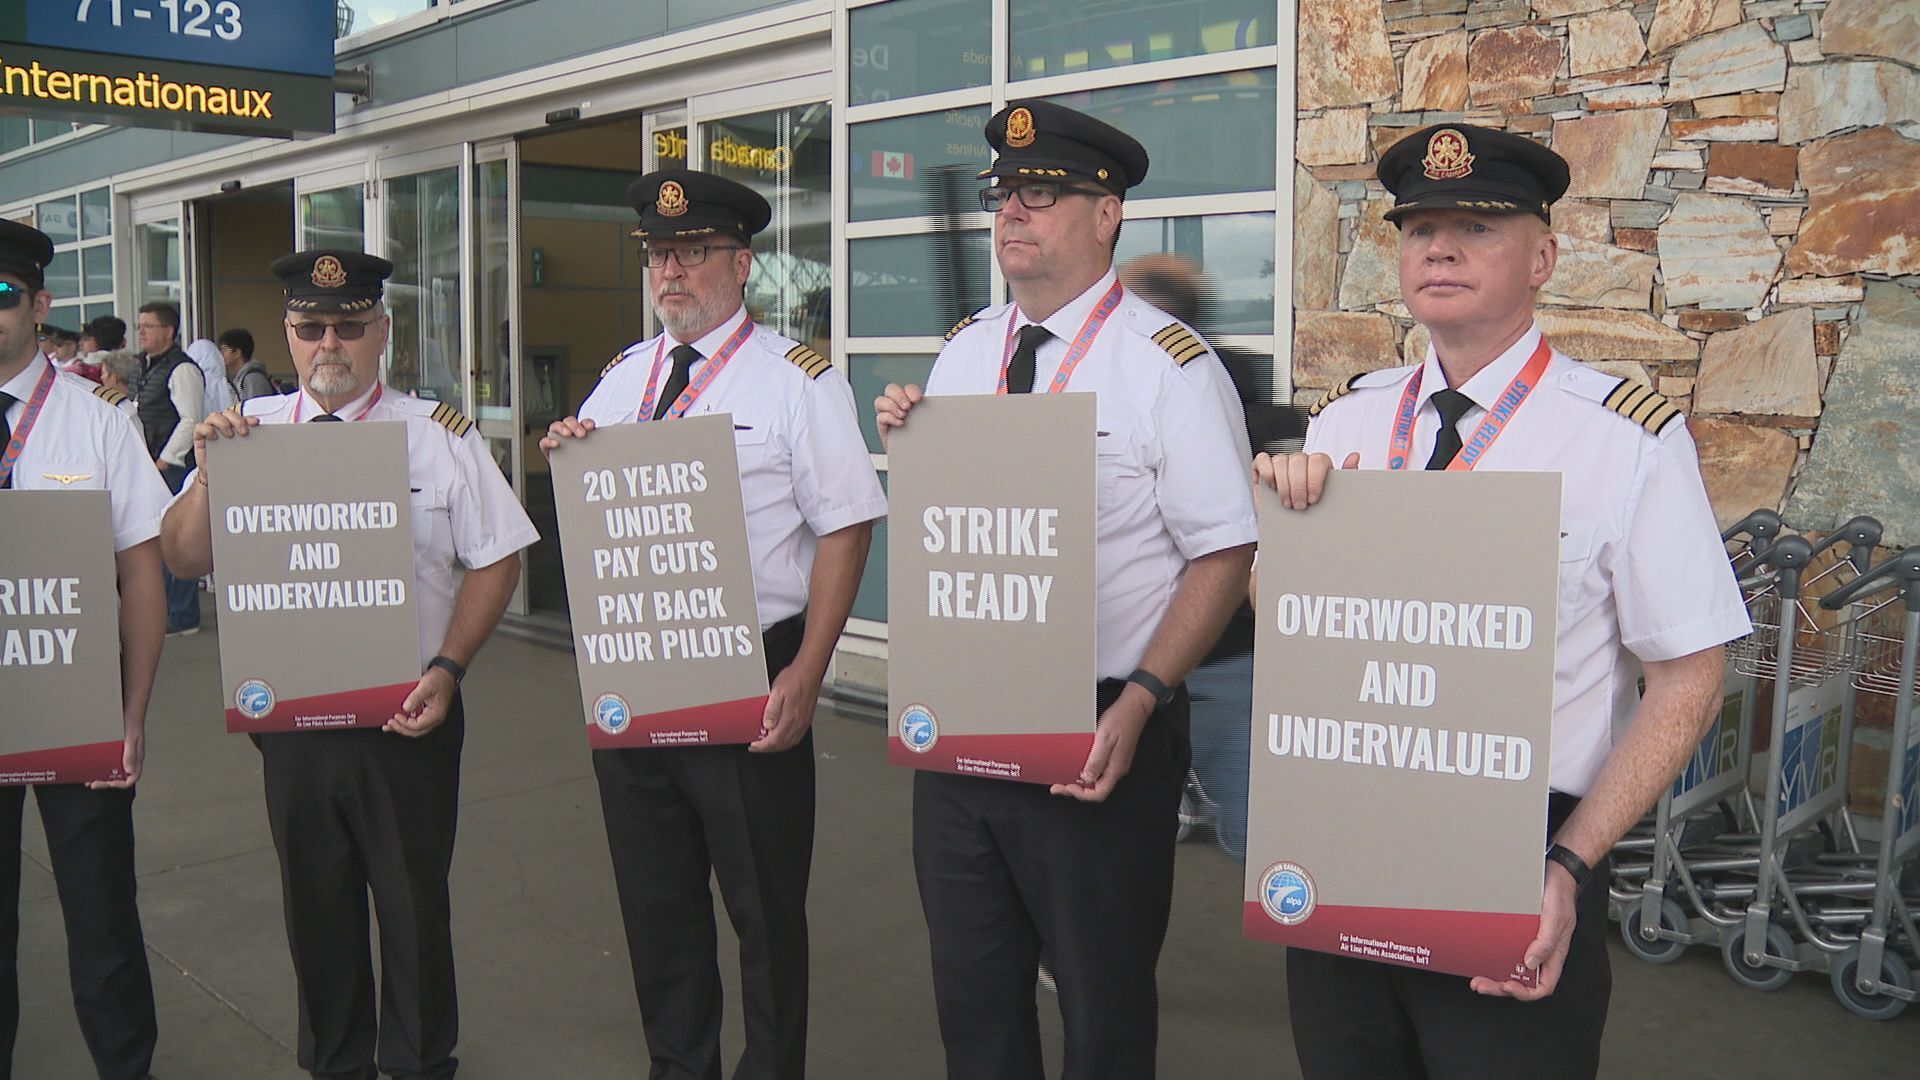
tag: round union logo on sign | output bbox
[899,703,939,753]
[235,679,276,720]
[593,693,631,735]
[1259,861,1317,926]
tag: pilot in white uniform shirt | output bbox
[578,304,887,625]
[175,381,540,666]
[928,269,1260,677]
[4,355,171,545]
[1304,324,1752,796]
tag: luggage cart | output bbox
[1612,511,1783,961]
[1815,547,1920,1019]
[1618,518,1884,967]
[1719,530,1877,992]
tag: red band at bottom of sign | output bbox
[890,731,1096,787]
[225,681,419,734]
[1243,901,1541,984]
[0,740,127,786]
[585,695,771,749]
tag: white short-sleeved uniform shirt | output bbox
[1304,324,1752,795]
[926,271,1259,679]
[4,355,172,551]
[579,306,887,627]
[177,382,542,668]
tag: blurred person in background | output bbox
[98,349,144,422]
[186,337,236,416]
[219,328,276,402]
[1117,253,1305,860]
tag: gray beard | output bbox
[656,292,738,343]
[307,361,358,398]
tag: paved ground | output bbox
[14,601,1917,1077]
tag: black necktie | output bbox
[1425,388,1476,470]
[309,413,344,423]
[1005,324,1052,395]
[0,391,15,490]
[655,344,701,419]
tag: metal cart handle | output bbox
[1802,514,1884,574]
[1721,508,1784,546]
[1747,534,1815,600]
[1817,547,1920,613]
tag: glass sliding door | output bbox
[698,102,833,349]
[382,165,463,403]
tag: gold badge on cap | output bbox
[311,255,348,289]
[1005,107,1036,149]
[657,180,689,218]
[1422,129,1475,181]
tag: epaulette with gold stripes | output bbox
[785,344,831,379]
[429,402,475,438]
[90,384,127,406]
[599,352,625,378]
[1602,379,1682,436]
[1150,322,1209,367]
[1309,374,1363,416]
[944,316,975,342]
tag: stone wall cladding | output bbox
[1292,0,1920,808]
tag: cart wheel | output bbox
[1620,898,1691,964]
[1829,945,1913,1021]
[1721,924,1798,991]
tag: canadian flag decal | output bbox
[872,150,915,180]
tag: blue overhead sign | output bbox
[22,0,335,79]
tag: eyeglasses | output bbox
[979,182,1105,213]
[288,319,377,342]
[641,244,746,268]
[0,282,27,310]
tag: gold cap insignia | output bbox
[311,255,348,289]
[1096,168,1109,181]
[1005,107,1036,149]
[657,180,689,218]
[1422,129,1474,181]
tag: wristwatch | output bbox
[1125,667,1176,709]
[1545,843,1592,889]
[426,655,467,685]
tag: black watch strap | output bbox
[1125,668,1176,708]
[1545,843,1591,889]
[427,655,467,684]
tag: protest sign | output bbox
[886,394,1097,786]
[551,415,769,747]
[1244,470,1560,982]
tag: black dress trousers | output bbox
[1286,793,1612,1080]
[257,696,467,1080]
[592,614,812,1080]
[914,679,1191,1080]
[0,784,157,1080]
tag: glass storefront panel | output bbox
[46,303,81,333]
[43,250,80,300]
[80,187,112,240]
[1115,212,1276,335]
[137,219,183,307]
[850,0,991,105]
[475,158,514,420]
[1010,0,1276,81]
[85,301,115,324]
[383,167,463,404]
[847,230,989,338]
[81,245,113,297]
[301,185,367,251]
[848,353,937,455]
[700,103,833,344]
[848,106,993,223]
[36,197,78,245]
[336,1,435,38]
[0,118,26,156]
[1046,69,1275,201]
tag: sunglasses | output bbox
[979,182,1106,213]
[0,282,28,310]
[640,244,746,268]
[288,318,377,342]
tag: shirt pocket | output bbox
[1095,425,1143,510]
[731,415,776,473]
[1558,517,1599,608]
[29,460,108,490]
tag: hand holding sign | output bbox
[1253,450,1360,511]
[191,408,261,480]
